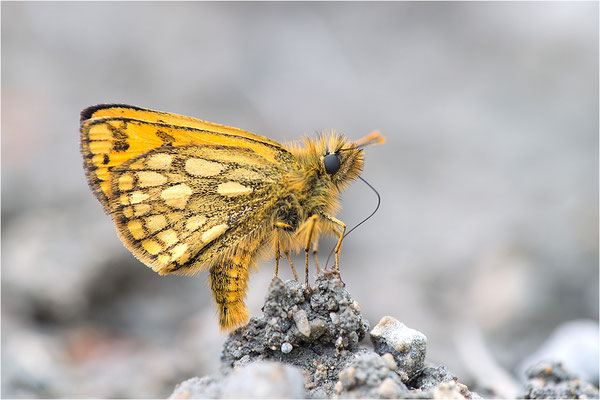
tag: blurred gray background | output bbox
[2,2,598,398]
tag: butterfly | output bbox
[80,104,384,330]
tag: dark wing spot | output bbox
[105,122,128,140]
[170,263,184,272]
[156,129,175,143]
[171,156,186,170]
[113,141,130,152]
[103,154,110,164]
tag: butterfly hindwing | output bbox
[108,144,286,275]
[80,105,299,276]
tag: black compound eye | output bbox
[324,153,341,175]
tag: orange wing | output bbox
[80,104,296,212]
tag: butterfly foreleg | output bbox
[322,214,347,275]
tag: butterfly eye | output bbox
[324,153,341,175]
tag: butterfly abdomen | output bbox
[209,249,254,331]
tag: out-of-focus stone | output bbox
[370,316,427,380]
[338,366,357,388]
[221,361,305,399]
[518,320,599,385]
[521,360,599,399]
[381,353,398,371]
[432,380,475,399]
[378,377,404,398]
[169,376,220,399]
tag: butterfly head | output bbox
[299,130,385,190]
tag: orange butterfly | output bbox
[80,104,384,330]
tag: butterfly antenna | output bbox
[325,176,382,269]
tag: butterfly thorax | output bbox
[270,132,365,249]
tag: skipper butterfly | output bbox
[80,104,384,330]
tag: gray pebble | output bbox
[293,309,311,338]
[378,377,403,398]
[281,342,293,354]
[338,366,357,388]
[329,312,340,326]
[370,316,427,380]
[520,360,599,399]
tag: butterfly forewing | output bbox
[80,106,296,212]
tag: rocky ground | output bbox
[169,273,599,399]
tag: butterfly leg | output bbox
[210,251,251,331]
[274,240,280,277]
[322,214,347,275]
[284,251,299,281]
[312,241,321,275]
[304,214,319,288]
[275,222,298,280]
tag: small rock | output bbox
[221,361,305,398]
[339,366,357,388]
[169,376,220,399]
[408,365,456,390]
[520,360,599,399]
[330,312,340,326]
[354,368,368,385]
[281,342,293,354]
[334,381,344,394]
[370,316,427,380]
[433,380,470,399]
[378,377,403,398]
[381,353,398,371]
[518,320,599,385]
[314,361,328,383]
[293,309,311,338]
[334,353,409,398]
[310,318,326,339]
